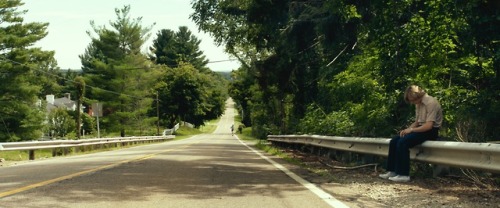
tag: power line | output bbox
[57,59,239,71]
[207,59,238,64]
[0,55,238,103]
[0,56,153,102]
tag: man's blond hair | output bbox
[404,85,426,103]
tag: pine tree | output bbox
[79,5,158,137]
[150,26,209,72]
[0,0,55,141]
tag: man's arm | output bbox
[410,121,433,133]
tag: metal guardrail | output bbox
[267,135,500,174]
[0,136,174,160]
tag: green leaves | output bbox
[151,26,209,72]
[0,0,55,141]
[80,5,156,137]
[194,0,499,141]
[155,64,223,128]
[47,108,76,139]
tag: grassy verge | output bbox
[237,128,333,178]
[173,118,220,140]
[233,114,300,165]
[173,126,204,140]
[0,120,220,162]
[0,149,53,161]
[0,117,224,163]
[0,141,165,162]
[237,127,300,165]
[200,118,220,133]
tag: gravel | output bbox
[280,149,500,208]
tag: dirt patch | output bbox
[282,149,500,208]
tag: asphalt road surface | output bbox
[0,99,348,208]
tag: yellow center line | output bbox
[0,141,198,198]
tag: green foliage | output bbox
[151,25,228,128]
[0,0,54,141]
[0,3,230,140]
[74,76,85,138]
[67,110,95,138]
[228,69,254,126]
[47,108,76,139]
[151,26,209,72]
[80,5,158,137]
[299,105,354,136]
[173,125,204,140]
[193,0,500,141]
[156,64,224,127]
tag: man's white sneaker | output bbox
[389,175,410,182]
[379,171,397,179]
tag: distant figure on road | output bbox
[379,85,442,182]
[230,124,234,135]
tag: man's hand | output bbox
[399,128,412,137]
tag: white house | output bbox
[45,93,82,112]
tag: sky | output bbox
[20,0,240,72]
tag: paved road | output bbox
[0,99,347,208]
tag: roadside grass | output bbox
[244,129,333,178]
[0,141,167,162]
[0,119,219,163]
[2,113,304,170]
[233,115,301,166]
[199,118,220,133]
[0,149,53,161]
[0,145,123,162]
[232,114,333,178]
[173,118,220,140]
[237,127,301,166]
[173,126,204,140]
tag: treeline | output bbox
[0,2,228,142]
[192,0,499,141]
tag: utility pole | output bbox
[96,103,100,138]
[156,91,160,136]
[92,102,102,138]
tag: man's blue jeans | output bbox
[386,128,439,176]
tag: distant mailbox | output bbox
[91,103,103,117]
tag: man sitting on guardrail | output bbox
[379,85,443,182]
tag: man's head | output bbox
[404,85,426,104]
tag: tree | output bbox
[192,0,499,142]
[154,62,228,128]
[47,108,76,138]
[150,25,227,128]
[80,5,158,137]
[156,64,206,127]
[229,68,254,126]
[0,0,55,141]
[74,76,85,139]
[150,26,209,72]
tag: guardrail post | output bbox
[432,164,450,177]
[29,150,35,160]
[305,145,312,154]
[362,155,375,164]
[326,150,335,160]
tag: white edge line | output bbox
[234,135,350,208]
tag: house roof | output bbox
[46,97,76,112]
